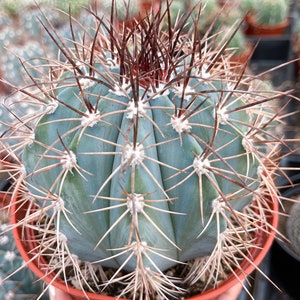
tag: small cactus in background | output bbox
[0,214,46,300]
[252,0,289,25]
[214,10,250,58]
[100,0,140,20]
[2,41,49,87]
[1,0,92,16]
[0,1,93,94]
[98,0,161,23]
[239,0,256,14]
[190,0,219,30]
[164,0,219,31]
[0,2,294,299]
[217,25,249,56]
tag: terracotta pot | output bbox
[245,14,290,36]
[139,0,160,18]
[229,42,254,73]
[10,194,278,300]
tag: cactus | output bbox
[214,10,249,57]
[163,0,185,27]
[239,0,256,14]
[1,0,92,16]
[0,2,294,299]
[99,0,141,20]
[0,3,94,94]
[253,0,289,25]
[190,0,219,30]
[0,214,46,300]
[50,0,93,14]
[218,26,248,56]
[164,0,219,30]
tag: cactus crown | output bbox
[1,2,287,299]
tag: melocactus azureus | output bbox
[2,2,285,299]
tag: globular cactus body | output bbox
[23,54,259,273]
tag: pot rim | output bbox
[247,14,290,30]
[245,14,290,36]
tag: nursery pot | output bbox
[229,42,254,72]
[245,14,290,36]
[10,194,278,300]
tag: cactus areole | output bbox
[7,4,281,299]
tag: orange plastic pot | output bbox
[10,194,278,300]
[245,14,290,36]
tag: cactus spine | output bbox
[1,2,287,299]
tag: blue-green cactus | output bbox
[1,0,92,16]
[0,221,46,300]
[2,3,284,299]
[0,1,93,93]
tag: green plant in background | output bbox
[252,0,289,25]
[2,40,49,87]
[190,0,219,31]
[164,0,219,31]
[0,1,94,93]
[213,8,248,56]
[163,0,185,26]
[1,0,92,16]
[99,0,142,20]
[0,6,58,139]
[239,0,256,15]
[50,0,93,14]
[0,1,297,299]
[216,25,249,56]
[0,213,46,300]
